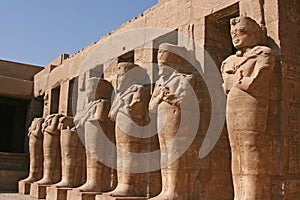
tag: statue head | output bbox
[43,92,49,118]
[230,16,263,50]
[116,62,139,92]
[28,118,44,137]
[58,116,74,130]
[157,43,182,77]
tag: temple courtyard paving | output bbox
[0,193,38,200]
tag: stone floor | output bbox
[0,193,39,200]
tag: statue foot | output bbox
[34,178,53,185]
[149,191,179,200]
[55,180,73,188]
[76,182,101,192]
[21,176,40,183]
[107,183,137,197]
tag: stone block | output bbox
[46,186,72,200]
[18,180,31,195]
[95,194,147,200]
[30,183,48,199]
[0,76,33,100]
[0,169,28,192]
[0,59,42,81]
[67,189,102,200]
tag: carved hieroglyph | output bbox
[221,16,276,199]
[75,79,114,192]
[55,116,85,188]
[149,44,201,200]
[34,114,62,185]
[21,118,44,183]
[108,62,151,197]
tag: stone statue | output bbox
[43,92,49,118]
[55,116,85,188]
[21,118,44,183]
[221,16,276,199]
[107,62,150,197]
[34,114,63,185]
[75,78,114,192]
[149,43,201,200]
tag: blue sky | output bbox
[0,0,158,66]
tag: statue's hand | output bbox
[149,86,164,111]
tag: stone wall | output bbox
[277,0,300,198]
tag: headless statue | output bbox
[76,78,114,192]
[35,114,62,185]
[55,116,85,188]
[21,118,44,183]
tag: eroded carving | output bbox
[75,78,114,192]
[149,43,201,200]
[34,114,62,185]
[55,116,85,188]
[21,118,44,183]
[221,16,276,199]
[107,62,150,197]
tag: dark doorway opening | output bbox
[50,86,61,114]
[0,96,28,153]
[67,78,77,117]
[152,29,178,63]
[204,3,239,67]
[118,51,135,63]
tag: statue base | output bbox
[67,189,102,200]
[30,182,48,199]
[18,180,31,194]
[96,194,147,200]
[46,185,72,200]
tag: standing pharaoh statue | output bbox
[21,118,44,183]
[75,78,114,192]
[54,115,85,188]
[221,16,276,199]
[34,114,63,185]
[108,62,151,197]
[149,43,201,200]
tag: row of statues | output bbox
[20,16,276,200]
[22,114,85,188]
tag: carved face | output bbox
[230,16,263,50]
[231,25,257,49]
[116,63,135,92]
